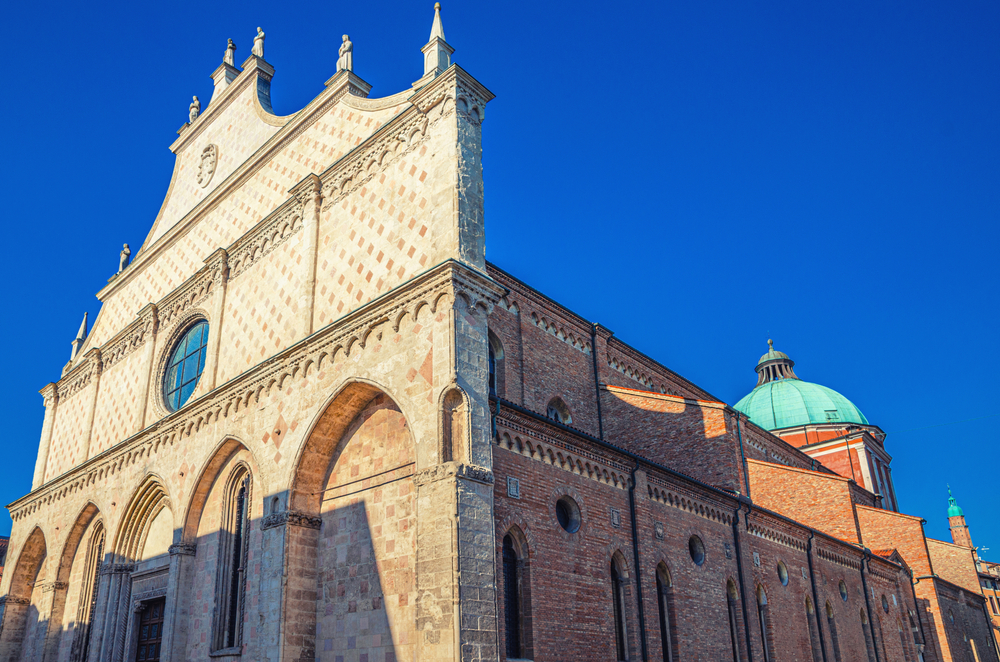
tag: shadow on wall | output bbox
[0,389,416,662]
[599,387,742,491]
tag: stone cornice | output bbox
[10,260,501,520]
[745,510,810,552]
[58,349,102,402]
[101,304,158,372]
[226,183,308,281]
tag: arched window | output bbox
[163,320,209,411]
[215,468,251,651]
[806,597,822,662]
[501,533,532,660]
[655,564,675,662]
[488,331,504,398]
[727,579,745,662]
[441,387,467,463]
[757,586,772,662]
[612,556,630,661]
[546,397,572,425]
[827,602,843,662]
[861,609,877,662]
[75,522,105,662]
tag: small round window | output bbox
[839,580,848,602]
[777,561,789,586]
[555,496,581,533]
[163,320,209,411]
[688,535,705,566]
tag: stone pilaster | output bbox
[291,174,322,338]
[264,509,321,662]
[161,543,196,662]
[0,596,32,659]
[39,580,70,662]
[81,348,103,462]
[134,303,159,434]
[202,249,229,391]
[31,383,58,489]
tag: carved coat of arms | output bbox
[197,144,218,188]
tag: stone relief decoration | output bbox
[197,144,218,188]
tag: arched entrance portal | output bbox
[289,382,416,662]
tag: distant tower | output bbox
[948,486,974,549]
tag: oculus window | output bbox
[163,321,209,411]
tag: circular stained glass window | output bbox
[163,321,209,412]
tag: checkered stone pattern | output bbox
[313,150,442,329]
[317,395,416,662]
[90,350,144,455]
[87,99,407,353]
[217,230,309,385]
[45,389,90,483]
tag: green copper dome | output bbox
[733,341,868,431]
[947,487,964,518]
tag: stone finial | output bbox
[252,27,265,58]
[421,2,453,78]
[337,34,354,72]
[430,2,445,41]
[70,312,88,360]
[119,243,131,273]
[224,38,236,66]
[189,96,200,123]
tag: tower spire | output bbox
[418,2,454,83]
[70,312,88,360]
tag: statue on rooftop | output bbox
[224,38,236,66]
[119,244,131,273]
[189,96,200,123]
[337,35,353,72]
[253,27,265,58]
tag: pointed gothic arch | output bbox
[113,475,173,563]
[0,526,48,660]
[284,379,418,662]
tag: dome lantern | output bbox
[755,339,799,386]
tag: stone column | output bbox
[202,249,229,391]
[291,174,322,338]
[162,543,197,662]
[81,348,104,462]
[0,596,32,658]
[31,384,59,489]
[95,563,133,662]
[134,304,159,434]
[265,510,320,662]
[40,580,70,661]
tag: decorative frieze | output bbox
[227,196,304,280]
[260,510,322,531]
[414,462,494,487]
[101,306,158,371]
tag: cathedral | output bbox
[0,6,996,662]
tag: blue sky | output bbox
[3,1,997,554]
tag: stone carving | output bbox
[197,144,218,188]
[189,95,200,123]
[168,542,197,556]
[252,27,265,58]
[224,38,236,66]
[261,510,322,531]
[118,243,131,273]
[0,596,31,606]
[337,34,353,72]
